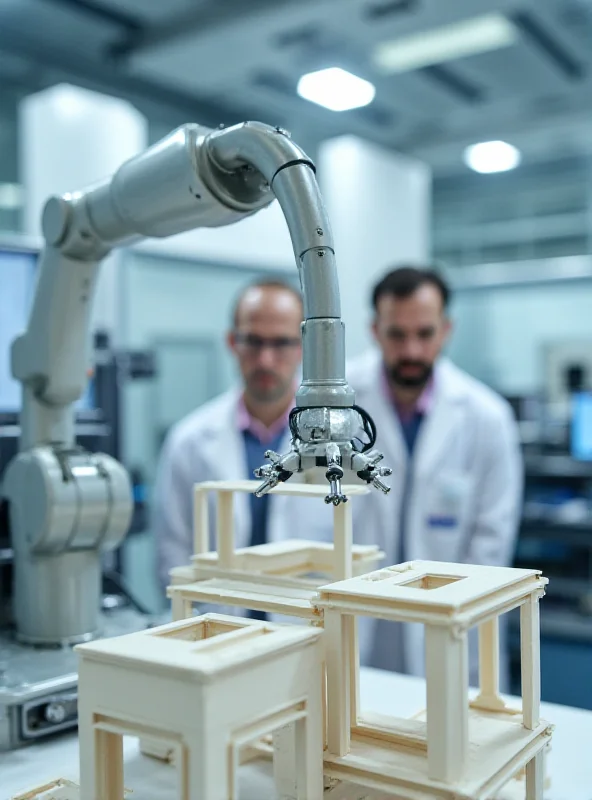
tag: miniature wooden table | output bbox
[192,480,375,581]
[315,560,551,799]
[75,613,324,799]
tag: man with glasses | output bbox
[153,279,332,603]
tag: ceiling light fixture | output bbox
[463,141,522,173]
[296,67,376,111]
[373,12,518,73]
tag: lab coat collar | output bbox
[349,351,467,477]
[197,386,292,479]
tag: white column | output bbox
[19,83,148,342]
[318,136,431,358]
[521,594,541,731]
[325,609,353,757]
[425,624,469,782]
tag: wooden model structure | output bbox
[316,561,551,799]
[75,613,324,799]
[13,481,552,800]
[171,480,383,584]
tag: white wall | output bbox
[19,84,148,341]
[448,278,592,394]
[318,135,431,357]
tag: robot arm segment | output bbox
[4,120,391,644]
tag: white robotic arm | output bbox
[3,121,391,645]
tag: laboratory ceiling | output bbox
[0,0,590,176]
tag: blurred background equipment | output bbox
[0,240,156,749]
[0,0,590,725]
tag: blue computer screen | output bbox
[0,248,38,412]
[571,392,592,461]
[0,247,93,413]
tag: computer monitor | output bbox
[571,392,592,461]
[0,247,38,412]
[0,246,93,412]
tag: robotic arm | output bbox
[3,121,391,645]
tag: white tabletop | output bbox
[3,668,592,799]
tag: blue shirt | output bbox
[242,427,287,548]
[242,426,287,620]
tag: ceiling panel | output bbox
[0,0,588,178]
[88,0,198,24]
[451,41,578,100]
[379,71,475,118]
[0,0,119,58]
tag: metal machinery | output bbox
[0,121,391,748]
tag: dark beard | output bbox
[387,361,433,389]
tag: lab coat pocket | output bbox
[423,471,474,561]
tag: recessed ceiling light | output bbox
[296,67,376,112]
[373,13,518,73]
[463,141,522,174]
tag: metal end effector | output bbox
[253,405,392,505]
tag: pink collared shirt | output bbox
[236,395,291,444]
[380,367,435,423]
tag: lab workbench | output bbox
[3,667,592,799]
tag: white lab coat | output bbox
[346,350,523,681]
[153,387,335,591]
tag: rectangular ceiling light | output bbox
[373,12,519,73]
[297,67,376,111]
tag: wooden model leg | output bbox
[171,592,192,622]
[525,750,544,800]
[325,609,351,757]
[425,624,468,782]
[273,723,297,798]
[193,488,209,555]
[474,617,506,711]
[185,733,230,799]
[321,659,328,749]
[78,707,99,800]
[217,490,234,568]
[348,615,359,726]
[94,729,124,800]
[294,711,324,800]
[333,502,353,580]
[520,595,541,730]
[77,684,123,800]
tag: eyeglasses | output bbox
[234,333,301,356]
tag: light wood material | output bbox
[216,490,234,568]
[315,559,551,798]
[75,613,324,800]
[168,577,319,622]
[193,487,209,555]
[56,467,552,800]
[333,501,353,580]
[186,481,381,591]
[521,594,541,731]
[192,540,383,586]
[425,624,468,782]
[525,750,545,800]
[349,615,359,726]
[325,609,351,757]
[194,479,370,497]
[474,617,507,712]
